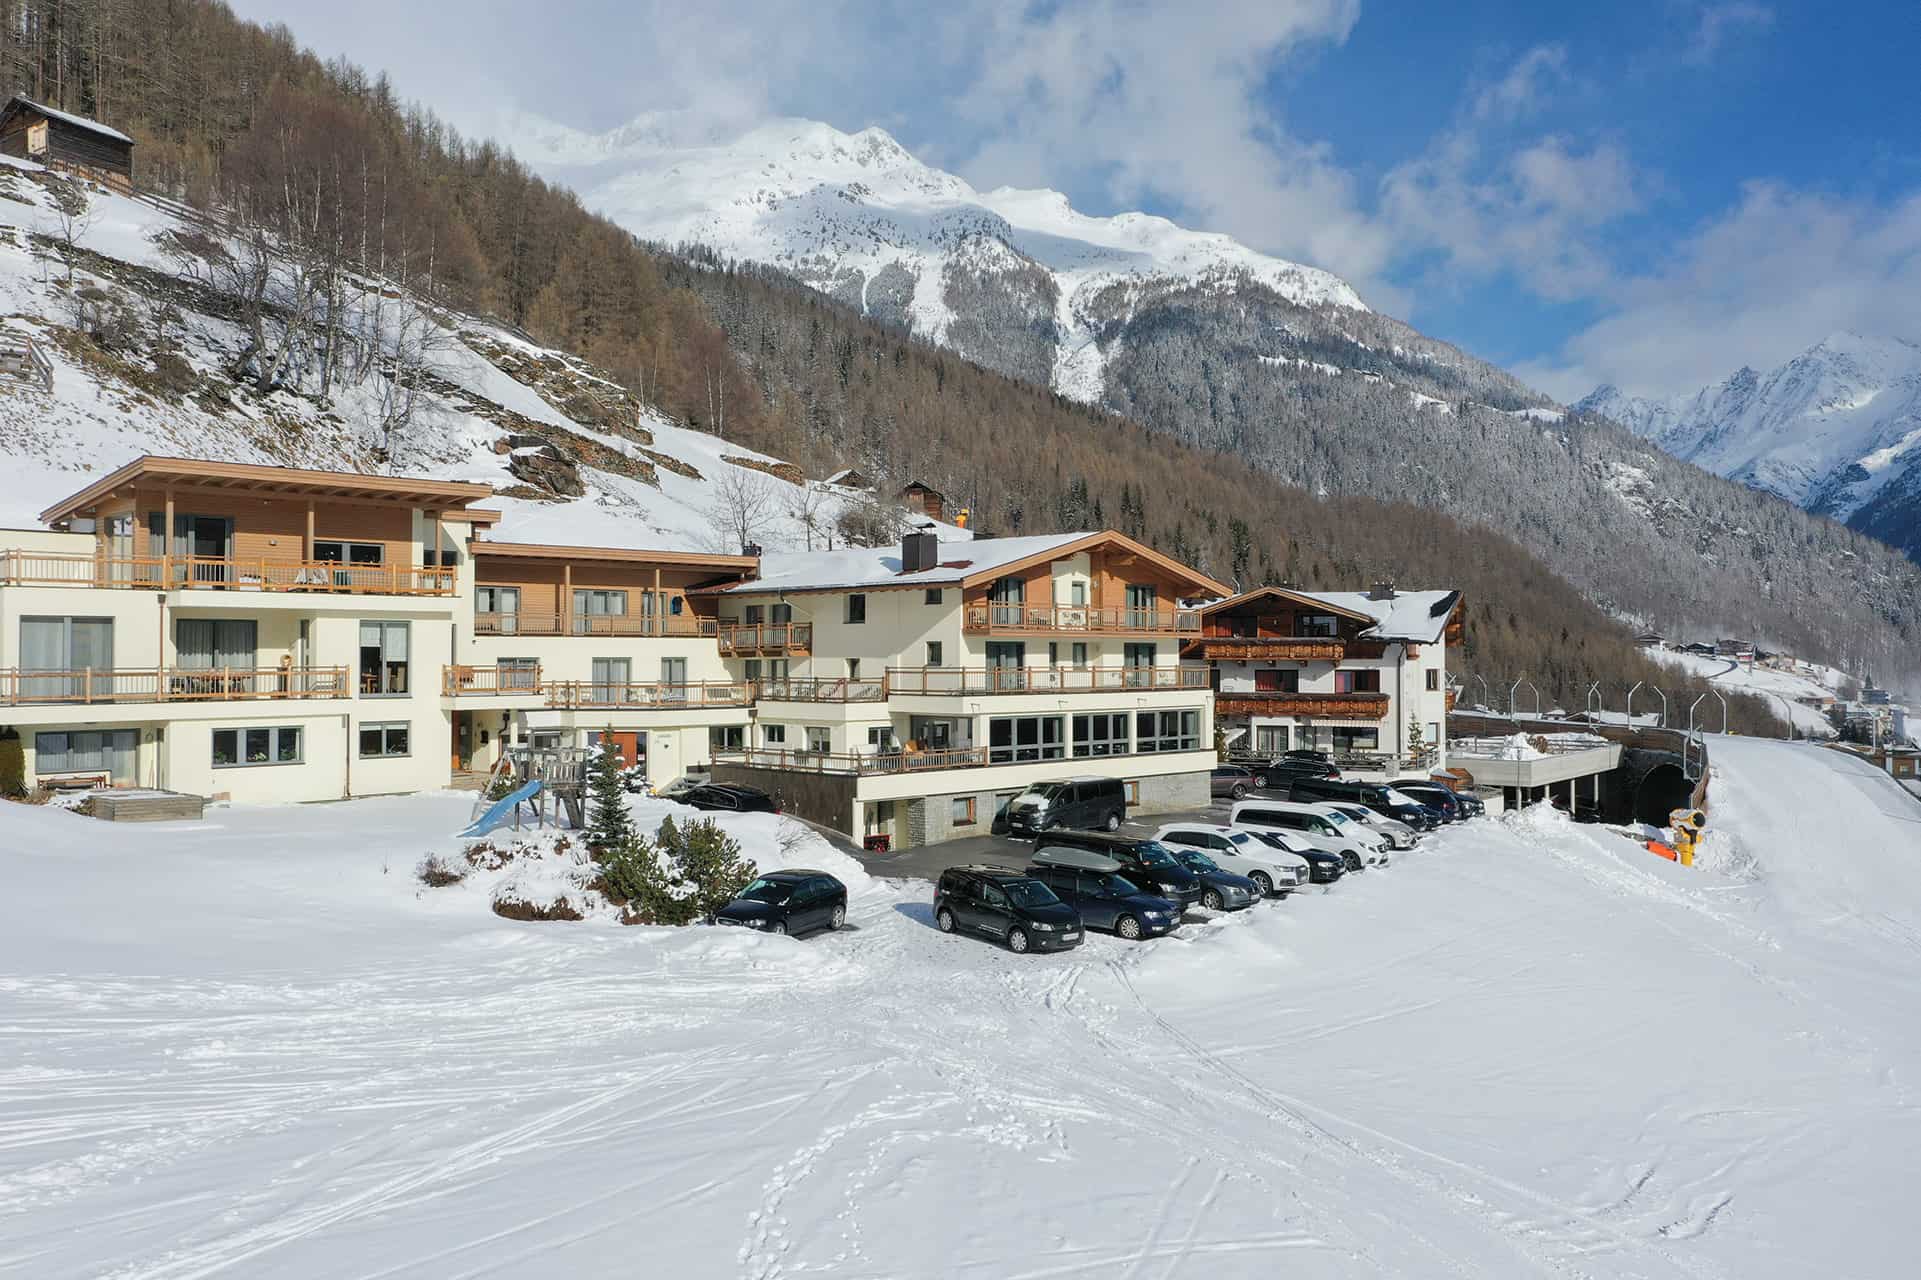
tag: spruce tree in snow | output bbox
[675,818,759,920]
[584,728,636,855]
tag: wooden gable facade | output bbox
[0,97,133,192]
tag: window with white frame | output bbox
[1254,725,1290,754]
[763,723,787,746]
[951,796,977,825]
[1331,726,1379,753]
[805,726,832,754]
[1072,712,1129,757]
[988,715,1065,764]
[358,621,409,696]
[358,721,411,758]
[496,656,538,690]
[214,725,302,768]
[1135,709,1201,753]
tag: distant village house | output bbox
[897,481,946,522]
[0,96,133,193]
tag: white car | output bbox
[1229,799,1385,870]
[1322,801,1417,852]
[1154,823,1310,896]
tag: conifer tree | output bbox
[583,728,636,855]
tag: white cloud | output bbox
[1685,2,1775,64]
[1514,184,1921,400]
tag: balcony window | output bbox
[743,659,763,682]
[1136,709,1201,753]
[1071,642,1088,666]
[213,725,302,768]
[573,590,627,633]
[988,715,1064,764]
[497,657,539,690]
[764,724,787,745]
[1334,668,1381,694]
[476,586,520,632]
[19,615,113,698]
[1071,712,1129,758]
[1297,614,1340,638]
[806,727,832,754]
[590,657,631,702]
[1124,584,1157,628]
[987,576,1024,625]
[359,621,410,696]
[359,722,411,758]
[1254,668,1298,693]
[1254,725,1290,754]
[175,618,257,671]
[711,725,745,752]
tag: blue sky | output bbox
[232,0,1921,399]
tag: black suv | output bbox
[1289,777,1440,830]
[685,783,780,814]
[1390,780,1469,821]
[1256,756,1340,787]
[934,865,1084,954]
[997,776,1126,837]
[714,870,846,935]
[1031,830,1205,910]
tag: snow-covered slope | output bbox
[4,740,1919,1275]
[1578,333,1921,559]
[0,156,901,551]
[508,110,1366,402]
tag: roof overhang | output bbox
[954,531,1233,596]
[38,457,497,525]
[470,540,758,573]
[1198,585,1377,624]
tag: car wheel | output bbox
[769,920,787,936]
[1006,927,1031,954]
[1103,812,1121,832]
[1231,783,1249,801]
[828,904,846,931]
[1116,914,1144,941]
[936,908,957,933]
[1249,871,1273,896]
[1202,888,1224,911]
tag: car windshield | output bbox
[1102,874,1143,895]
[1384,788,1420,806]
[736,878,791,904]
[1225,831,1252,846]
[1134,843,1179,868]
[1005,880,1061,908]
[1321,809,1350,825]
[1175,851,1220,873]
[1018,782,1065,804]
[1247,830,1303,853]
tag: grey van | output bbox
[1000,776,1126,837]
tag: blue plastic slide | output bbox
[457,779,543,838]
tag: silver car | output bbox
[1327,801,1416,852]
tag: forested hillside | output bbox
[0,0,1795,730]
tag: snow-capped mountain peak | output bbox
[502,109,1366,403]
[1576,332,1921,561]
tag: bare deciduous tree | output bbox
[708,469,780,554]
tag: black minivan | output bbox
[934,865,1084,953]
[1031,830,1205,910]
[999,776,1126,837]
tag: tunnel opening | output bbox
[1632,763,1693,826]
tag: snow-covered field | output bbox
[1646,647,1843,738]
[3,738,1918,1277]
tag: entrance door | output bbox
[596,731,642,771]
[988,576,1026,627]
[452,711,472,772]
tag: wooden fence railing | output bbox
[963,605,1200,635]
[0,666,348,705]
[712,747,989,775]
[0,551,455,595]
[473,612,718,638]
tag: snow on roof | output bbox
[1293,589,1462,644]
[6,96,133,146]
[722,532,1088,594]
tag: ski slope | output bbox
[1,739,1917,1277]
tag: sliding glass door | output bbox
[20,616,113,699]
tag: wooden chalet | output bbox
[0,96,133,192]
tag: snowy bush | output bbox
[416,852,467,887]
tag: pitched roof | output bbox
[38,457,496,523]
[4,96,133,145]
[469,541,757,572]
[1199,584,1462,643]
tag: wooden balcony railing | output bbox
[0,551,455,596]
[0,666,349,706]
[713,747,989,776]
[1214,692,1391,720]
[755,677,888,703]
[885,665,1211,695]
[714,622,812,656]
[473,611,719,638]
[963,604,1200,636]
[442,664,544,696]
[547,681,753,710]
[1185,636,1346,661]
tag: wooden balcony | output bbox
[0,551,456,596]
[712,747,989,776]
[963,604,1199,637]
[473,611,719,638]
[1185,636,1345,662]
[755,677,887,703]
[1215,692,1391,720]
[0,666,349,706]
[885,665,1211,696]
[442,664,544,696]
[714,622,811,656]
[546,680,752,711]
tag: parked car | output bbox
[1026,849,1182,940]
[684,782,780,814]
[714,870,846,935]
[1241,827,1348,883]
[1320,801,1418,851]
[1390,780,1468,822]
[1210,764,1259,801]
[998,776,1126,837]
[933,865,1084,953]
[1288,776,1440,830]
[660,768,722,799]
[1230,799,1373,871]
[1282,748,1331,762]
[1029,830,1205,910]
[1255,756,1340,788]
[1153,823,1309,896]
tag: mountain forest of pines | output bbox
[0,0,1797,732]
